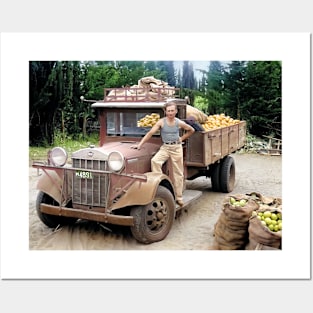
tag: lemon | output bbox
[239,199,247,206]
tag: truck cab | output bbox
[32,86,246,244]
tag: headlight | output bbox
[48,147,68,166]
[108,151,125,172]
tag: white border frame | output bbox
[0,32,311,279]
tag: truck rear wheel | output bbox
[130,185,175,244]
[36,191,78,228]
[211,162,221,192]
[220,156,235,193]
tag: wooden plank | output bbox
[209,128,222,163]
[238,121,246,148]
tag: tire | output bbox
[219,156,236,193]
[130,185,175,244]
[211,162,221,192]
[36,191,78,228]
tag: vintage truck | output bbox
[32,87,246,244]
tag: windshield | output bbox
[107,111,162,136]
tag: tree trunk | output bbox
[82,116,87,138]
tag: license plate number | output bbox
[75,170,93,179]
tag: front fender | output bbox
[111,172,175,210]
[36,169,64,204]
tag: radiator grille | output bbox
[72,158,109,207]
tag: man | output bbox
[131,101,195,206]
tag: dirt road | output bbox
[29,152,282,250]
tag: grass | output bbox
[29,133,99,162]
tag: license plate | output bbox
[75,170,93,179]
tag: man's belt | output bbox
[163,140,181,145]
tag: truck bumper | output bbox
[40,203,134,226]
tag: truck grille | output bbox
[72,158,109,207]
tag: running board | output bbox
[176,189,203,210]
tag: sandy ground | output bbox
[29,152,282,250]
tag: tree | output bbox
[29,61,58,145]
[56,61,84,138]
[206,61,225,114]
[153,61,176,85]
[223,61,246,118]
[30,61,90,145]
[197,69,208,93]
[29,59,282,145]
[181,61,196,89]
[241,61,282,138]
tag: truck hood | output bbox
[71,146,109,160]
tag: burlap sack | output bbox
[246,206,282,250]
[245,237,280,250]
[138,76,159,88]
[222,195,259,221]
[213,194,259,250]
[216,212,248,230]
[186,105,208,124]
[246,191,282,208]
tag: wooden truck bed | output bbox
[186,121,246,167]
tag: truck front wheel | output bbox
[36,191,78,228]
[130,185,175,244]
[220,155,235,193]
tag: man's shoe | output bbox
[176,200,184,207]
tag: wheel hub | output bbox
[146,200,168,231]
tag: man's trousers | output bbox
[151,143,184,202]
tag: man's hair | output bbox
[164,101,177,110]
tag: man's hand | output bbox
[130,144,140,150]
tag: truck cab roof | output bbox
[91,102,168,109]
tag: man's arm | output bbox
[179,121,195,142]
[130,120,162,150]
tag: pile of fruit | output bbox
[136,112,241,130]
[137,113,160,127]
[252,209,282,232]
[229,197,247,207]
[201,113,241,131]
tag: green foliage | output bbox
[240,61,281,137]
[29,132,99,161]
[29,59,282,146]
[179,88,196,104]
[207,89,226,115]
[220,61,281,138]
[193,95,209,113]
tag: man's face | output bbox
[165,105,177,118]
